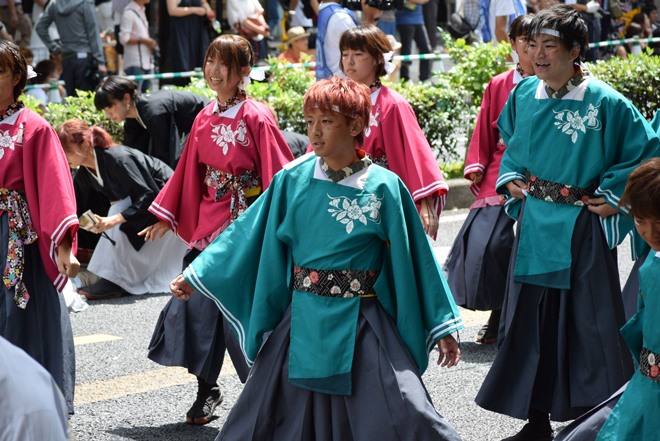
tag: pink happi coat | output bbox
[0,108,78,294]
[149,98,294,245]
[464,69,524,201]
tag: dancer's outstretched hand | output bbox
[170,273,194,301]
[437,335,460,368]
[139,220,171,242]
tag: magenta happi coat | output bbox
[464,69,523,199]
[0,108,78,295]
[149,98,294,245]
[363,86,448,218]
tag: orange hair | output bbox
[303,77,372,145]
[57,120,117,154]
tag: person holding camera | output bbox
[35,0,107,97]
[119,0,157,93]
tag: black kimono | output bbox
[74,145,173,251]
[123,90,211,168]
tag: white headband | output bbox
[239,69,266,89]
[539,28,564,38]
[27,65,37,80]
[383,51,396,76]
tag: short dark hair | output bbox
[530,5,589,61]
[0,41,27,101]
[339,25,393,79]
[625,22,644,39]
[94,75,138,110]
[509,14,535,40]
[619,158,660,220]
[34,60,58,84]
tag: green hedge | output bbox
[22,43,657,169]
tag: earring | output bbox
[126,103,130,110]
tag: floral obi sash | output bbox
[0,189,38,309]
[204,166,262,221]
[372,155,389,170]
[641,347,660,384]
[293,267,380,298]
[525,171,599,207]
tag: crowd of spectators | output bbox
[0,0,654,103]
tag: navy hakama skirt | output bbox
[443,205,515,311]
[148,248,249,384]
[620,250,648,321]
[216,298,462,441]
[0,212,76,414]
[475,201,634,422]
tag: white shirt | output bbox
[227,0,263,30]
[290,2,313,27]
[319,2,356,78]
[486,0,515,43]
[119,1,153,70]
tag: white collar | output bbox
[370,87,381,106]
[212,100,247,119]
[0,108,23,126]
[313,156,371,190]
[85,150,104,187]
[655,251,660,259]
[512,69,524,85]
[534,77,591,101]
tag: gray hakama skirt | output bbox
[620,250,648,321]
[443,205,515,311]
[0,212,76,414]
[553,383,627,441]
[475,201,634,422]
[148,248,250,384]
[216,297,462,441]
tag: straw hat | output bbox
[386,34,402,52]
[285,26,310,44]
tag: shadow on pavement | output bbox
[107,420,220,440]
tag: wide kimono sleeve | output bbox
[183,172,292,369]
[22,121,79,293]
[495,89,527,220]
[104,150,164,231]
[148,115,206,244]
[374,178,464,375]
[464,78,498,196]
[247,104,295,189]
[594,99,660,249]
[381,98,448,211]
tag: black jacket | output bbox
[123,90,211,168]
[74,145,173,251]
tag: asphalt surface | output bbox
[68,207,636,441]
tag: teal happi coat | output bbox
[496,76,660,289]
[596,251,660,441]
[183,153,464,395]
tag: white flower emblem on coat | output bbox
[210,120,250,155]
[553,103,602,144]
[327,193,382,234]
[0,129,15,160]
[364,105,380,138]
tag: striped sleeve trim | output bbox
[412,181,449,201]
[425,317,465,353]
[496,172,526,191]
[599,213,622,250]
[184,265,254,367]
[463,163,485,176]
[49,214,78,265]
[594,186,626,213]
[469,181,481,197]
[149,202,178,229]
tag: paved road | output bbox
[69,208,635,441]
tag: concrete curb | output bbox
[445,178,475,210]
